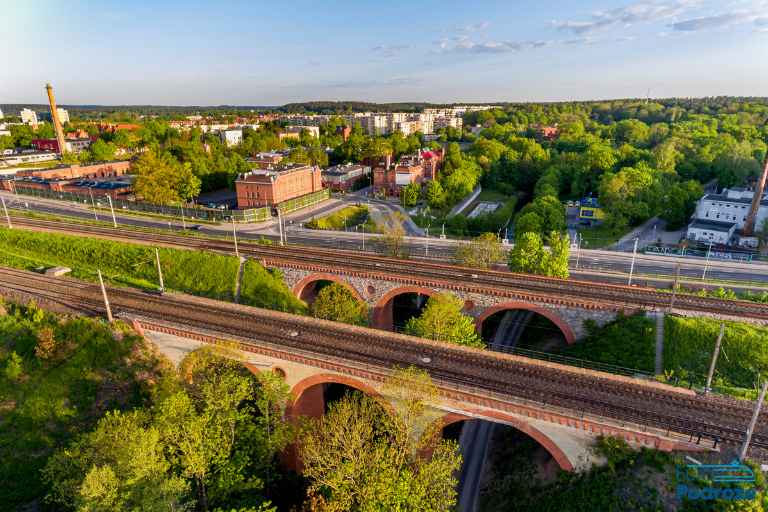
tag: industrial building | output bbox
[372,149,443,196]
[32,137,92,153]
[686,187,768,246]
[235,163,323,208]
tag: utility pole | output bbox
[232,217,239,258]
[97,269,113,322]
[180,206,186,230]
[88,187,99,221]
[440,223,446,240]
[106,195,117,228]
[704,323,725,394]
[425,227,429,257]
[702,243,713,281]
[740,380,768,461]
[361,226,366,251]
[155,248,164,293]
[1,196,11,229]
[628,237,639,286]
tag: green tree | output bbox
[311,282,368,326]
[381,212,408,258]
[546,231,570,279]
[455,232,504,269]
[133,151,201,205]
[89,139,117,161]
[401,182,421,207]
[425,180,446,209]
[43,410,190,511]
[299,367,462,512]
[10,124,34,147]
[405,293,485,348]
[508,232,546,275]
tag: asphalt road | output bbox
[3,191,767,289]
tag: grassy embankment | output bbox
[0,302,169,508]
[0,227,306,314]
[305,205,378,232]
[559,313,768,399]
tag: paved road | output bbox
[3,191,767,289]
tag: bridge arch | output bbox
[439,411,574,471]
[292,273,364,304]
[476,301,576,345]
[371,286,437,331]
[288,373,381,420]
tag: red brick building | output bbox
[247,152,284,169]
[236,164,323,208]
[373,150,443,196]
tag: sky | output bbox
[3,0,768,105]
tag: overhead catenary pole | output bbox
[97,269,113,322]
[1,197,11,229]
[106,195,117,228]
[425,227,429,257]
[740,380,768,461]
[277,209,285,246]
[155,248,164,293]
[575,233,582,270]
[704,323,725,394]
[232,216,239,258]
[628,237,639,285]
[88,187,99,221]
[180,206,186,229]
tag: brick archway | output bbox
[476,301,576,345]
[292,273,364,304]
[287,373,381,420]
[439,411,574,471]
[371,286,437,330]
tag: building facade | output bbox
[236,164,323,208]
[219,129,243,147]
[686,188,768,246]
[31,137,91,153]
[20,108,38,126]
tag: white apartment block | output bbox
[56,108,70,124]
[20,108,38,126]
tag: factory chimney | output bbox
[743,156,768,236]
[45,83,68,154]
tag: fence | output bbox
[276,188,330,214]
[11,185,270,224]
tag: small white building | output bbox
[20,108,38,126]
[219,129,243,147]
[65,138,92,153]
[686,219,737,245]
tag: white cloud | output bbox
[552,0,698,34]
[371,44,410,57]
[438,36,553,54]
[671,11,755,30]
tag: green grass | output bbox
[0,227,304,313]
[558,313,656,373]
[475,189,510,203]
[577,224,628,249]
[0,302,167,508]
[305,205,371,231]
[663,316,768,398]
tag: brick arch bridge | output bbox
[282,270,607,341]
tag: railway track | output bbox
[1,266,766,458]
[6,216,768,320]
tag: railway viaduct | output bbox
[137,317,708,472]
[281,266,620,342]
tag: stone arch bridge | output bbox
[285,268,621,343]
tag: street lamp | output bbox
[628,237,639,286]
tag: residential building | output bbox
[38,108,70,124]
[322,163,371,191]
[0,123,10,137]
[20,108,38,126]
[235,163,323,208]
[285,125,320,138]
[0,108,4,119]
[220,129,243,147]
[420,148,443,180]
[374,154,424,196]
